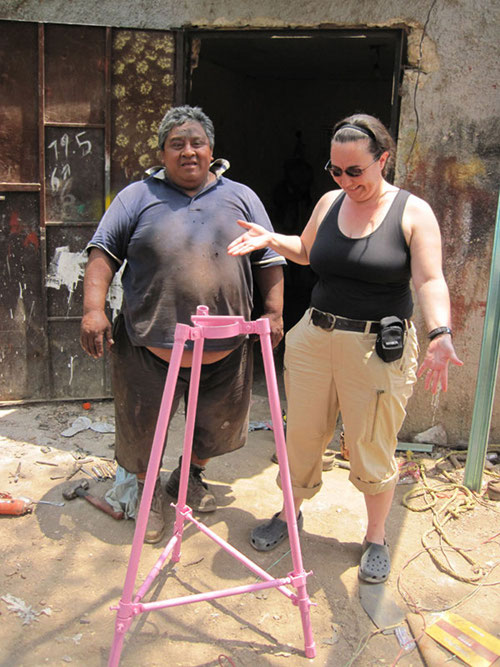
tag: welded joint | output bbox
[287,569,313,590]
[170,502,193,520]
[174,323,192,343]
[109,600,142,633]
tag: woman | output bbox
[227,113,462,583]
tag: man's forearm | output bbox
[254,265,284,316]
[253,265,284,347]
[83,248,117,314]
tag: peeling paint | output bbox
[108,265,125,320]
[68,355,76,385]
[46,246,87,295]
[45,245,124,316]
[407,27,439,72]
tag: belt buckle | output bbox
[325,312,336,331]
[312,309,336,331]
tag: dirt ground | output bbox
[1,374,500,667]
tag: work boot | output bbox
[165,457,216,512]
[136,477,166,544]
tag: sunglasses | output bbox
[324,154,380,178]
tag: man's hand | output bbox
[417,335,463,394]
[81,248,117,358]
[80,309,114,359]
[262,312,284,349]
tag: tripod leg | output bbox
[108,326,189,666]
[259,328,316,658]
[171,334,205,561]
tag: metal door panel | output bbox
[0,21,39,183]
[0,22,177,401]
[46,225,97,318]
[45,127,105,222]
[48,319,109,399]
[44,24,106,125]
[0,192,47,399]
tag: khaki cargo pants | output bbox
[279,310,419,498]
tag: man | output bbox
[80,105,285,543]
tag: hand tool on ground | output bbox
[79,467,100,481]
[62,480,124,520]
[0,493,32,515]
[21,498,65,507]
[96,463,112,480]
[8,462,23,483]
[92,465,105,481]
[0,493,64,513]
[66,463,82,481]
[101,462,116,478]
[105,462,116,478]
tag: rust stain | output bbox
[441,156,486,186]
[9,211,22,235]
[452,295,487,332]
[23,232,39,250]
[404,154,496,258]
[403,150,496,336]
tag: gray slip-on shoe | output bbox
[250,511,304,551]
[359,539,390,583]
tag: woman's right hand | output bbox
[227,219,273,256]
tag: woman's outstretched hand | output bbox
[227,220,273,256]
[417,335,463,394]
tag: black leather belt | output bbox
[310,308,381,334]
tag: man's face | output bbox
[161,121,213,194]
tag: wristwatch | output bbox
[428,326,453,340]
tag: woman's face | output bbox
[328,139,387,202]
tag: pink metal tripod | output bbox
[108,306,316,665]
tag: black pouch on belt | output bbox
[375,316,406,363]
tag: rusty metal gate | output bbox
[0,21,178,401]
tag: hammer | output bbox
[62,480,124,520]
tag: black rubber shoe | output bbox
[165,458,216,512]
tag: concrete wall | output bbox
[2,0,499,442]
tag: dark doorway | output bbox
[188,30,404,331]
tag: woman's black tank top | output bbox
[309,188,413,321]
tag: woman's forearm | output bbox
[268,233,310,265]
[415,278,452,332]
